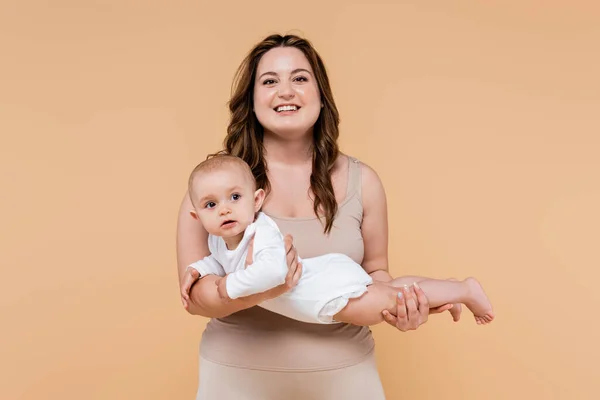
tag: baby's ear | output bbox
[189,210,199,220]
[254,188,266,211]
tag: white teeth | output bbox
[277,105,298,112]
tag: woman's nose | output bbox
[277,81,295,99]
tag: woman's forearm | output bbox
[186,274,272,318]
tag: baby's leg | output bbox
[333,283,400,326]
[391,277,494,324]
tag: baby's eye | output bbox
[231,194,241,201]
[205,201,216,209]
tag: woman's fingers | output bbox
[284,234,297,261]
[285,257,298,287]
[413,282,430,325]
[383,285,432,332]
[382,310,398,326]
[283,234,301,288]
[404,286,420,329]
[429,304,453,314]
[244,236,255,267]
[393,289,410,331]
[290,261,302,288]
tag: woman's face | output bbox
[253,47,322,140]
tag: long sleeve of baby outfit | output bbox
[187,234,227,278]
[225,217,287,299]
[187,254,225,277]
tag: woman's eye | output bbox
[262,79,276,85]
[205,201,216,209]
[231,194,241,201]
[293,75,308,82]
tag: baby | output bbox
[181,155,494,326]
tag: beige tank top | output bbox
[200,157,375,371]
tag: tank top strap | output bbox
[345,156,362,202]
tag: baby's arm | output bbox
[223,227,287,300]
[188,254,226,277]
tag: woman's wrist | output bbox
[369,269,393,283]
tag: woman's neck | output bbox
[263,130,313,166]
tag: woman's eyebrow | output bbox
[258,71,278,80]
[258,68,313,80]
[291,68,312,76]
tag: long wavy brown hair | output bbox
[222,34,341,234]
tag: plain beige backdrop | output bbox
[1,1,599,399]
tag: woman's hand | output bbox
[243,234,302,301]
[381,283,453,331]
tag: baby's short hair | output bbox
[188,154,256,206]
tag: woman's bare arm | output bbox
[359,162,393,282]
[358,161,436,330]
[358,162,454,327]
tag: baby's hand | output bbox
[215,276,232,302]
[180,267,200,309]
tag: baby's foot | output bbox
[463,277,495,325]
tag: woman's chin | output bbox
[265,124,315,139]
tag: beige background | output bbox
[1,1,599,399]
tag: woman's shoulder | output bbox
[339,153,386,209]
[338,153,382,187]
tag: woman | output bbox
[177,34,454,400]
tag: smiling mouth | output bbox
[274,105,301,113]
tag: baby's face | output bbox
[191,167,260,239]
